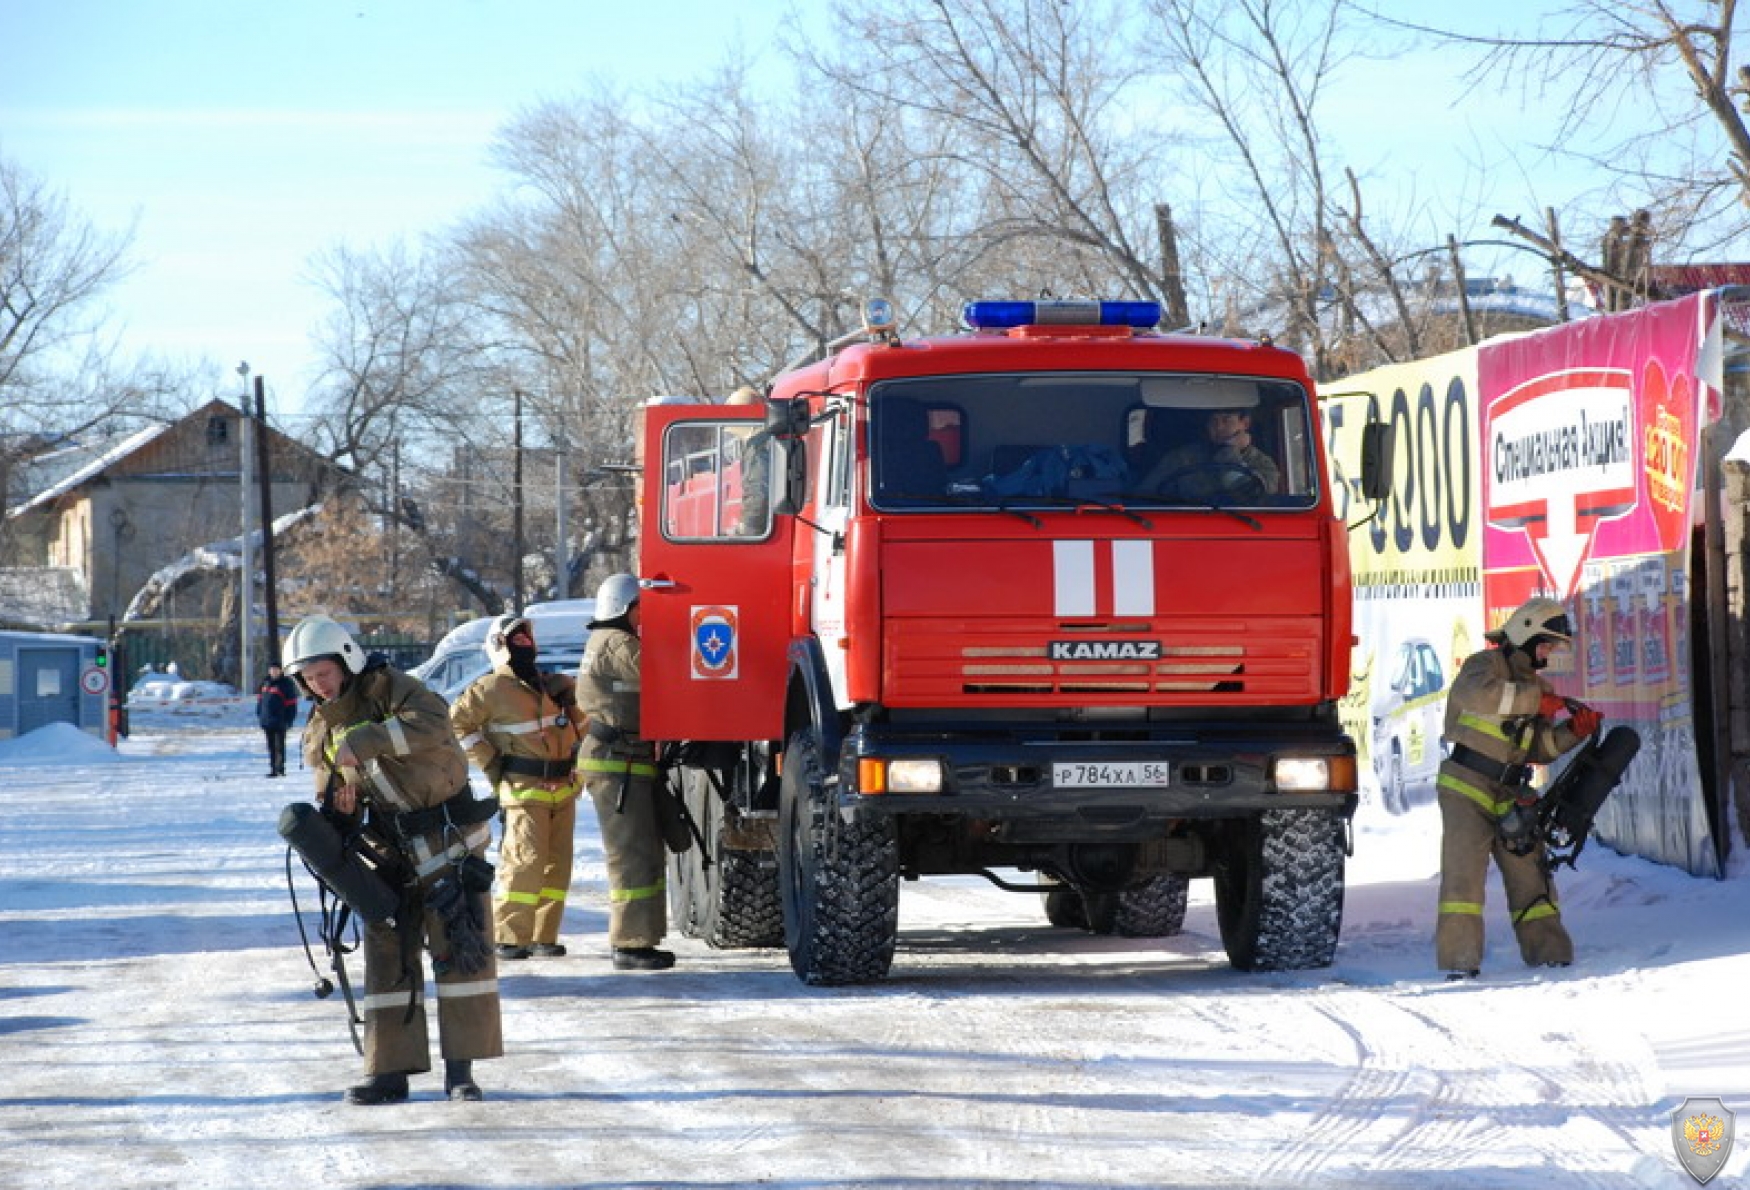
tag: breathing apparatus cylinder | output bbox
[1539,725,1642,846]
[278,801,402,925]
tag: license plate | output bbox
[1052,761,1171,788]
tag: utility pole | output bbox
[555,434,569,600]
[237,362,254,688]
[254,374,280,658]
[512,389,525,610]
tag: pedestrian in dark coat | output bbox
[256,662,300,777]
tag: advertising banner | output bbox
[1324,293,1723,877]
[1323,354,1485,817]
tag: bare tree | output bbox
[1386,2,1750,271]
[802,0,1182,314]
[0,157,135,414]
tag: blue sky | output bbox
[2,1,1603,422]
[2,0,799,419]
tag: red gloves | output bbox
[1567,705,1602,738]
[1538,691,1567,720]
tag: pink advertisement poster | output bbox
[1476,293,1720,876]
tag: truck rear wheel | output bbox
[668,767,783,949]
[1213,808,1346,971]
[1085,875,1190,938]
[777,730,899,985]
[1042,875,1188,937]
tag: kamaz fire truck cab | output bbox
[639,298,1381,985]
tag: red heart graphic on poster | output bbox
[1640,358,1692,554]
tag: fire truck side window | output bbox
[660,421,772,542]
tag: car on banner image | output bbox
[411,599,596,704]
[1370,637,1448,815]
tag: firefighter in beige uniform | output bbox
[449,613,585,960]
[1435,598,1600,978]
[575,574,675,970]
[284,614,503,1104]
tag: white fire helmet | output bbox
[283,614,366,676]
[592,574,641,623]
[1489,597,1574,649]
[486,613,533,669]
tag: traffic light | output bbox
[95,644,109,669]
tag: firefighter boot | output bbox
[345,1072,410,1106]
[612,946,676,971]
[445,1059,483,1102]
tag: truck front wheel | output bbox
[1213,808,1346,971]
[777,730,899,985]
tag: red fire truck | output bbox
[639,298,1385,985]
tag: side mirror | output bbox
[763,397,812,517]
[765,397,812,441]
[1359,422,1395,502]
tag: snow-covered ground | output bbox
[1,702,1745,1189]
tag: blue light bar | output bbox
[962,299,1161,330]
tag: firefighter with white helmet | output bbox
[448,612,585,961]
[574,574,676,970]
[1434,596,1602,978]
[283,613,503,1103]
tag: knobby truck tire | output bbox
[1214,807,1345,972]
[668,766,783,949]
[777,730,899,985]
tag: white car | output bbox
[1370,637,1448,814]
[410,599,596,703]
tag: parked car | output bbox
[410,599,596,704]
[1370,637,1448,814]
[127,672,239,707]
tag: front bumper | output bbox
[834,720,1358,831]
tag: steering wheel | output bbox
[1154,459,1268,500]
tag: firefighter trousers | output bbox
[583,768,668,949]
[494,793,578,947]
[359,890,504,1076]
[1434,782,1573,972]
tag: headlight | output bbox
[858,757,946,794]
[1273,756,1357,793]
[887,758,945,793]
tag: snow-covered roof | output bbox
[4,421,170,519]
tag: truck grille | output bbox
[888,619,1323,704]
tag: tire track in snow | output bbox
[1246,982,1654,1185]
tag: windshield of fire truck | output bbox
[867,372,1320,512]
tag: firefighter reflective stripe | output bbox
[383,717,411,756]
[1455,711,1513,743]
[504,889,540,906]
[1439,900,1484,916]
[361,986,421,1014]
[1053,539,1156,617]
[365,764,416,813]
[500,783,578,805]
[408,821,492,878]
[1514,900,1561,922]
[433,979,499,1000]
[610,877,666,902]
[1495,682,1525,717]
[490,716,557,736]
[1112,540,1154,616]
[1437,770,1512,816]
[457,729,485,750]
[611,679,640,693]
[578,757,661,777]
